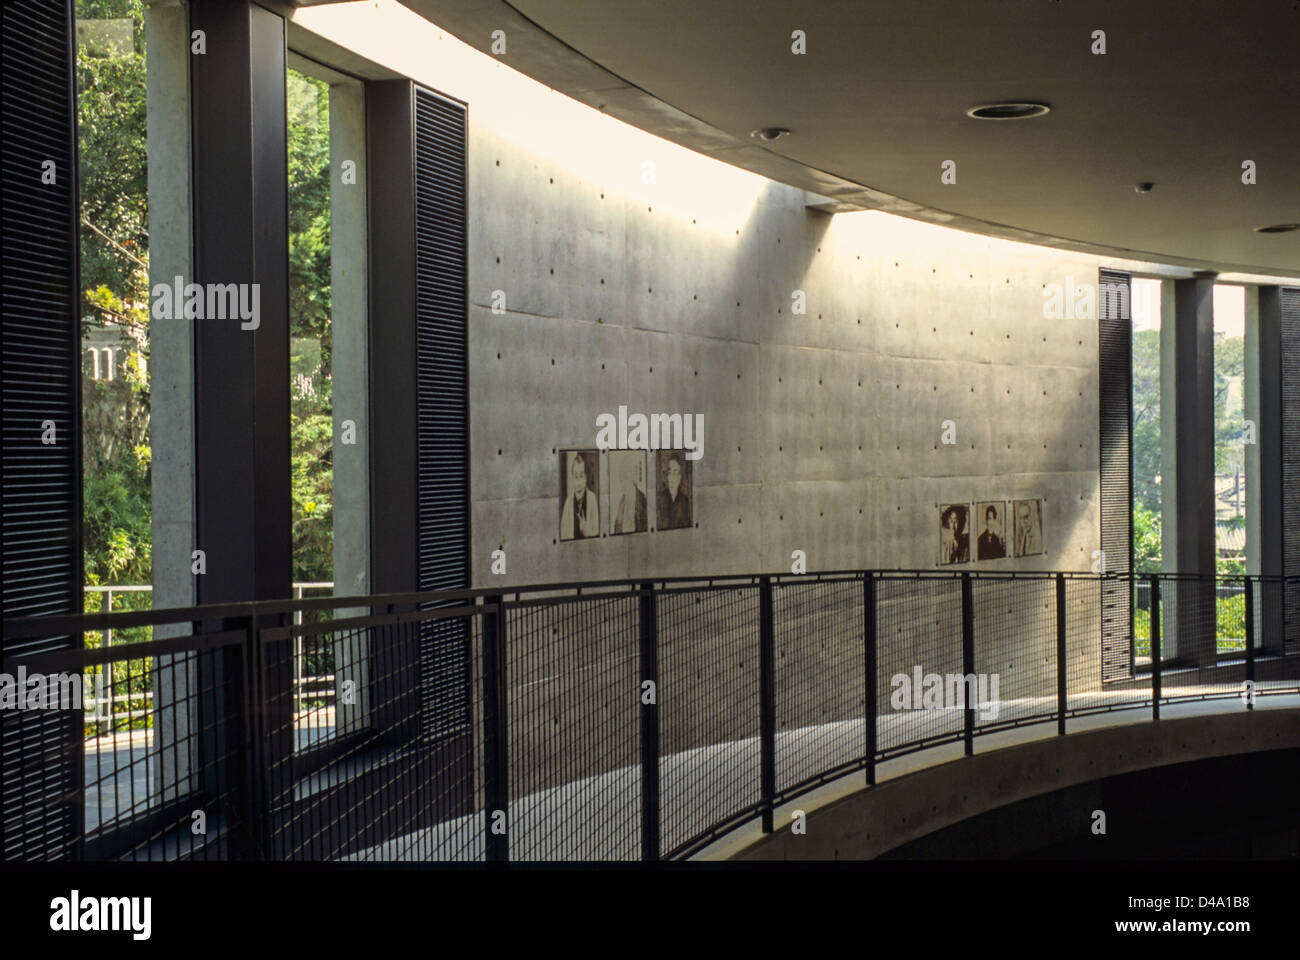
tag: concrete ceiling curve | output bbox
[397,0,1300,277]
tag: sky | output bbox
[1131,277,1245,336]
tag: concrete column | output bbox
[189,0,291,606]
[329,79,370,730]
[146,0,196,805]
[1166,273,1218,664]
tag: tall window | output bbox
[287,67,333,589]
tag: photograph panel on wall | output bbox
[559,448,601,541]
[938,502,970,565]
[655,449,693,531]
[975,500,1008,561]
[609,449,649,535]
[1011,498,1045,558]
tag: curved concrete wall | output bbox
[731,707,1300,860]
[284,2,1209,587]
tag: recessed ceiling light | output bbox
[1254,223,1298,234]
[751,127,791,141]
[965,102,1050,120]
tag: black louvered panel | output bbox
[1281,287,1300,653]
[414,87,470,739]
[2,0,83,860]
[1098,269,1132,681]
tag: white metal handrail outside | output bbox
[83,584,336,717]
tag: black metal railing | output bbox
[3,571,1297,862]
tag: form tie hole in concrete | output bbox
[496,160,500,166]
[551,358,555,365]
[549,177,553,184]
[497,449,502,455]
[649,367,653,373]
[495,257,500,264]
[550,268,554,275]
[601,364,605,370]
[497,352,501,359]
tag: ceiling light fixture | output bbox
[751,127,791,141]
[965,102,1050,120]
[1254,223,1298,234]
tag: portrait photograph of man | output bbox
[938,503,970,565]
[609,449,648,535]
[1012,498,1044,558]
[559,449,601,541]
[975,501,1007,560]
[655,450,692,531]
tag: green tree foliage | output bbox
[1133,504,1161,574]
[77,0,152,590]
[287,70,334,584]
[1213,334,1245,476]
[1131,323,1249,572]
[1132,330,1161,514]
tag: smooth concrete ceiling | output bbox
[397,0,1300,276]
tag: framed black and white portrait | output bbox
[1011,498,1044,558]
[938,503,970,565]
[559,449,600,541]
[609,449,648,535]
[975,501,1008,561]
[655,449,692,531]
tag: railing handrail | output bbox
[7,569,1293,640]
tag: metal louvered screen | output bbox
[1282,287,1300,652]
[1098,269,1133,681]
[1,0,84,860]
[413,87,470,738]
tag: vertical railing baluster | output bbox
[482,594,509,862]
[759,575,776,833]
[1150,575,1161,720]
[961,572,975,756]
[1244,577,1255,711]
[1056,573,1067,736]
[639,581,659,861]
[864,572,878,786]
